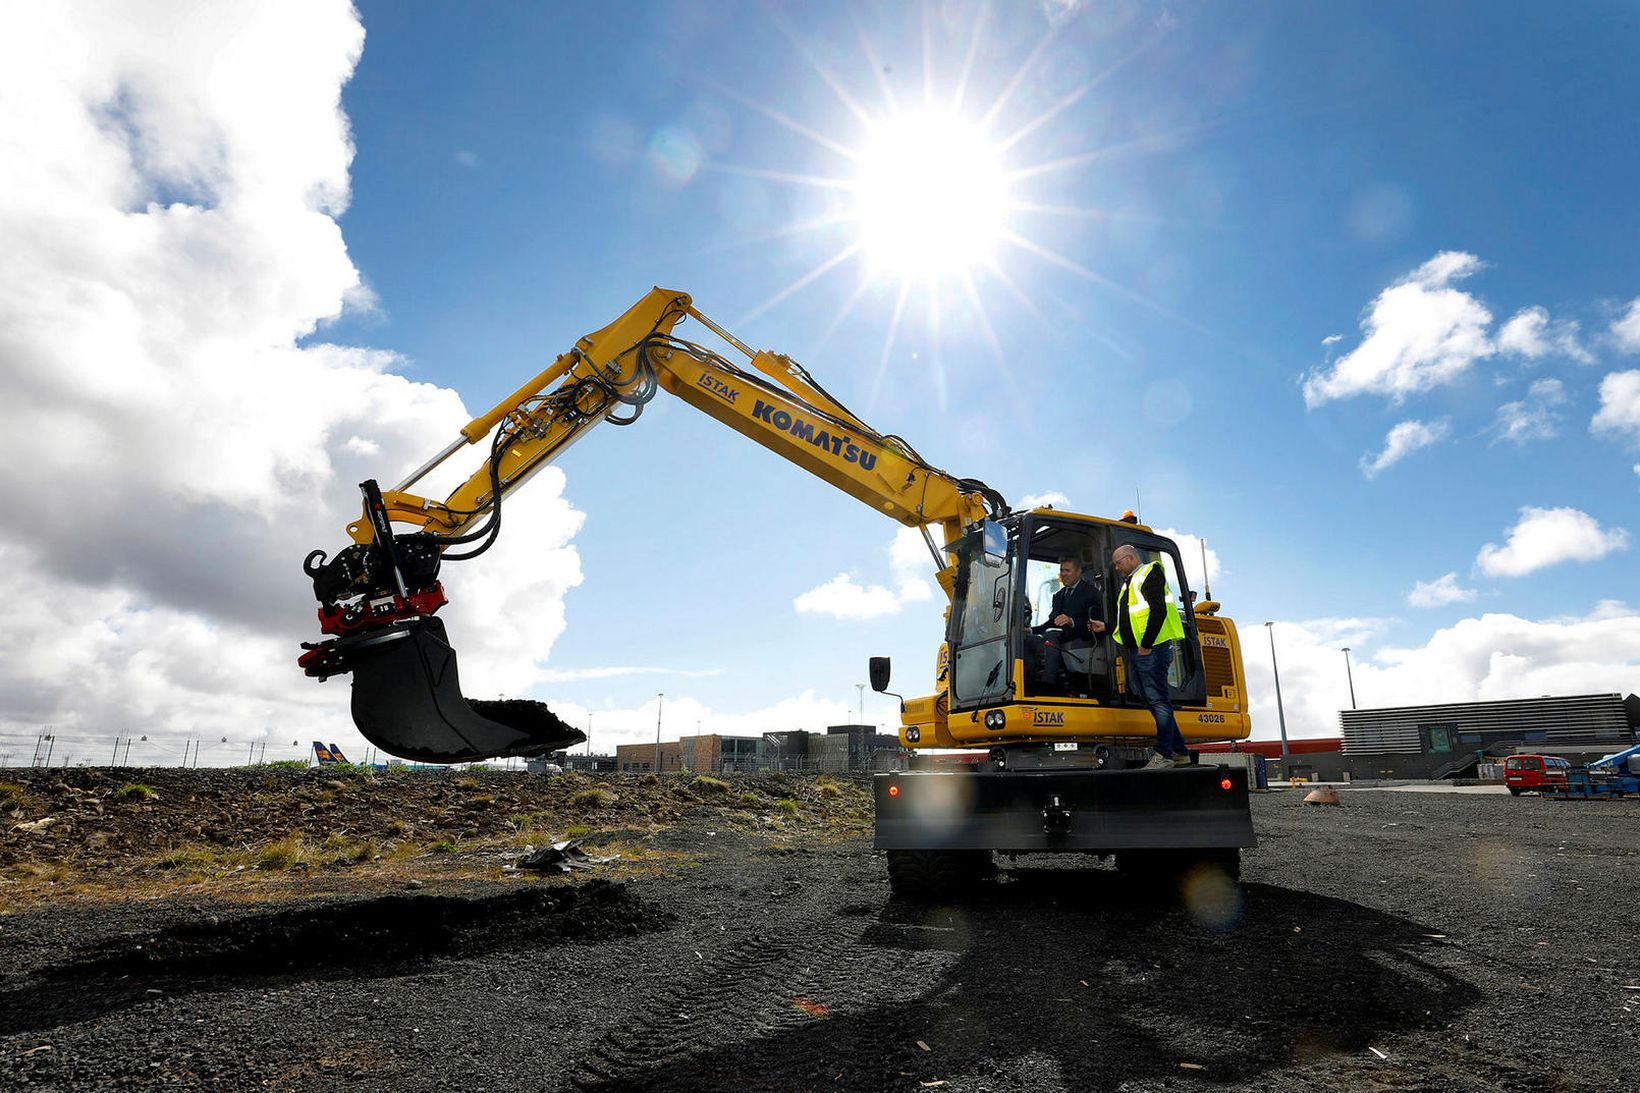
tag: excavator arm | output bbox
[299,288,1005,764]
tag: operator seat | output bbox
[1059,637,1112,700]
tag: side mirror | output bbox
[869,657,892,693]
[980,520,1007,567]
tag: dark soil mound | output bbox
[61,879,669,980]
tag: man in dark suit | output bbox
[1027,557,1106,691]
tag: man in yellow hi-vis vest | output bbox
[1109,544,1189,769]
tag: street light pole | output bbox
[654,693,664,774]
[1264,622,1291,761]
[1341,646,1358,710]
[856,683,865,725]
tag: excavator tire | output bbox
[886,849,993,902]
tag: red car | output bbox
[1504,754,1571,795]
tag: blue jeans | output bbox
[1131,641,1187,757]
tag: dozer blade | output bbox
[349,616,585,764]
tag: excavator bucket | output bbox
[348,616,585,764]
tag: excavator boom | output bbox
[299,288,1004,763]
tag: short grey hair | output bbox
[1112,544,1140,562]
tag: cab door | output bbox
[946,526,1017,711]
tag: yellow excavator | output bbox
[300,288,1256,893]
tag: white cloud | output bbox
[1041,0,1089,26]
[0,3,587,753]
[889,526,938,602]
[1152,527,1224,595]
[1019,490,1071,510]
[1302,252,1494,406]
[1496,306,1592,363]
[1361,418,1450,478]
[1612,298,1640,353]
[793,573,904,620]
[1493,377,1567,444]
[1407,572,1477,608]
[1246,605,1640,739]
[1591,370,1640,443]
[1476,506,1630,578]
[794,527,939,620]
[534,666,724,685]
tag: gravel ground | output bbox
[2,781,1637,1091]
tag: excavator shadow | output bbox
[0,881,670,1038]
[576,877,1484,1093]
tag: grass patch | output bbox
[640,773,660,786]
[154,844,219,872]
[0,782,24,802]
[570,788,615,810]
[563,823,593,838]
[510,810,557,834]
[735,791,761,808]
[818,782,841,799]
[114,783,157,802]
[254,837,306,871]
[455,775,481,790]
[9,860,72,883]
[386,819,411,837]
[777,799,799,815]
[425,839,457,854]
[692,776,729,796]
[264,760,306,770]
[320,833,375,865]
[469,794,497,806]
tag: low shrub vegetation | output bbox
[114,783,157,802]
[692,776,729,796]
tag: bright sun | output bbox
[853,111,1010,281]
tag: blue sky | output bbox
[316,1,1639,740]
[2,1,1637,765]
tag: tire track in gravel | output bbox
[571,904,960,1090]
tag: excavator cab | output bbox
[298,481,584,764]
[946,512,1208,711]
